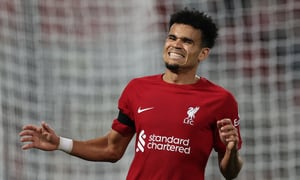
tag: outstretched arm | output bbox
[19,122,134,162]
[71,129,133,162]
[217,119,243,179]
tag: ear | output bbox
[197,48,210,62]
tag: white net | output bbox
[0,0,299,180]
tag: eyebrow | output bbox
[168,34,194,44]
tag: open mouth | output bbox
[168,52,185,59]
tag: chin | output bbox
[165,62,180,73]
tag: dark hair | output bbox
[169,8,218,48]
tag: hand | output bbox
[217,118,239,151]
[19,122,60,151]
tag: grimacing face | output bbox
[163,23,203,71]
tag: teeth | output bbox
[169,52,184,59]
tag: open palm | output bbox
[19,122,59,151]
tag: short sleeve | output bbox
[111,81,136,136]
[213,92,242,152]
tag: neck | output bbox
[163,71,200,85]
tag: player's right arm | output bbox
[19,122,134,162]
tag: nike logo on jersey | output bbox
[137,107,154,114]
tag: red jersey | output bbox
[112,74,242,180]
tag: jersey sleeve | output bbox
[213,92,242,152]
[111,81,136,136]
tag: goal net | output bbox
[0,0,299,180]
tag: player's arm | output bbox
[71,129,133,162]
[19,122,134,162]
[217,118,243,179]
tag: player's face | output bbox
[163,23,205,72]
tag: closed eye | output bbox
[182,37,194,44]
[167,34,177,41]
[167,34,194,45]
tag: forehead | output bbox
[169,23,202,41]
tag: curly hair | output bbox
[169,8,218,48]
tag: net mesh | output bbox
[1,0,299,180]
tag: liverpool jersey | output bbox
[112,74,242,180]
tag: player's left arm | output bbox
[217,118,243,179]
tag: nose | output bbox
[173,39,183,49]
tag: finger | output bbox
[220,127,237,136]
[220,131,233,138]
[225,133,238,140]
[220,131,237,143]
[41,122,54,134]
[216,120,223,129]
[217,118,231,129]
[20,136,35,143]
[225,136,239,146]
[22,125,40,131]
[224,125,236,132]
[19,130,37,137]
[21,143,35,150]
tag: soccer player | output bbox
[19,8,243,180]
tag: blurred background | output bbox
[0,0,299,179]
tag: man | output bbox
[19,8,243,180]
